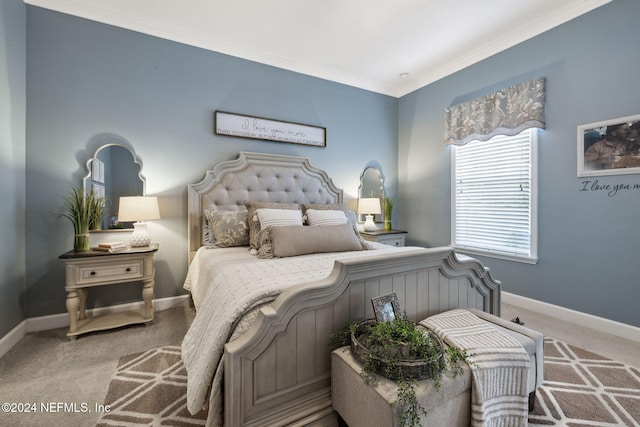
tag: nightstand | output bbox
[59,244,158,340]
[360,229,407,247]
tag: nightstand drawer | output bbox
[360,229,407,247]
[77,261,143,284]
[377,235,405,247]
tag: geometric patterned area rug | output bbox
[96,346,207,426]
[529,338,640,426]
[97,339,640,426]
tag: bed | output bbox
[181,151,501,427]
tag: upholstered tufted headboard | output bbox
[187,152,343,260]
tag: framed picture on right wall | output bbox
[577,113,640,177]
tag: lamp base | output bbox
[129,222,151,247]
[363,215,377,232]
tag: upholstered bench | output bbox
[332,346,472,427]
[331,309,544,427]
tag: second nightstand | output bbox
[360,229,407,247]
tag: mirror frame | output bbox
[82,143,146,232]
[358,166,385,223]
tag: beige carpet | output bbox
[97,338,640,426]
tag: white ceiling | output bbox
[26,0,611,97]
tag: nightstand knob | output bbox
[126,267,132,272]
[90,271,96,276]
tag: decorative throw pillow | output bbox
[302,203,347,221]
[244,201,301,249]
[305,209,348,226]
[257,223,363,259]
[203,212,215,248]
[302,203,373,250]
[256,208,303,229]
[204,209,249,248]
[303,203,358,225]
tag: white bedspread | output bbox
[181,243,421,426]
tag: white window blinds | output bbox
[452,129,538,263]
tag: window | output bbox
[452,129,538,263]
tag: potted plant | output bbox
[331,316,470,427]
[88,193,104,231]
[57,187,103,251]
[383,196,394,230]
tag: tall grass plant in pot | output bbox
[88,193,104,231]
[383,196,394,230]
[57,187,102,252]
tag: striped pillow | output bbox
[256,208,303,229]
[305,209,348,226]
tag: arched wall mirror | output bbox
[82,143,145,231]
[358,166,385,223]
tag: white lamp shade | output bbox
[358,198,381,232]
[118,196,160,247]
[357,198,382,215]
[118,196,160,222]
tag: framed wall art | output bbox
[371,293,400,322]
[215,110,326,148]
[577,113,640,177]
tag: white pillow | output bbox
[306,209,348,226]
[256,208,303,229]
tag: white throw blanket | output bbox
[420,309,530,427]
[181,244,422,427]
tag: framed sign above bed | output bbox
[215,110,326,147]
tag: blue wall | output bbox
[24,7,398,318]
[5,0,639,332]
[0,0,26,337]
[398,0,640,327]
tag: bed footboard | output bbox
[223,246,500,426]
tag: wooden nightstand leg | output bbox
[142,279,154,320]
[78,288,88,320]
[66,290,79,333]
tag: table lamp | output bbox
[358,198,381,232]
[118,196,160,247]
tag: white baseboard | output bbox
[502,292,640,343]
[0,320,28,361]
[0,294,190,359]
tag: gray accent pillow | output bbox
[204,209,249,248]
[302,203,373,250]
[257,224,363,258]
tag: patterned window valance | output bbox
[445,77,546,146]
